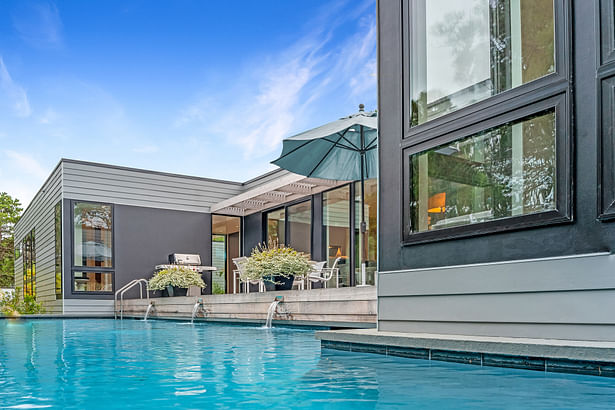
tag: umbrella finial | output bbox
[358,103,365,112]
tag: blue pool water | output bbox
[2,320,615,409]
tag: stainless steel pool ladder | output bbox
[114,279,150,320]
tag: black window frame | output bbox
[22,228,36,298]
[263,197,314,255]
[70,200,115,295]
[401,0,572,245]
[211,213,242,294]
[599,0,615,66]
[598,0,615,220]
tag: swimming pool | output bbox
[1,319,615,409]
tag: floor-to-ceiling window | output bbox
[211,215,241,294]
[22,229,35,298]
[355,178,378,285]
[287,201,312,256]
[266,208,285,247]
[323,186,351,287]
[54,202,62,299]
[72,202,113,294]
[265,200,312,257]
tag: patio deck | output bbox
[121,286,377,328]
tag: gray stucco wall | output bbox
[377,1,615,340]
[64,203,212,304]
[242,212,263,256]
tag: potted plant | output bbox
[148,266,206,297]
[243,243,312,291]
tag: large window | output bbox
[265,200,312,256]
[409,110,556,232]
[403,0,570,243]
[211,215,241,294]
[409,0,555,126]
[600,0,615,65]
[73,272,113,293]
[354,179,377,285]
[266,208,285,246]
[72,202,114,294]
[22,229,35,298]
[54,202,62,299]
[323,186,351,287]
[599,0,615,219]
[287,201,312,255]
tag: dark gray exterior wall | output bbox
[64,202,211,300]
[242,212,263,256]
[377,0,615,340]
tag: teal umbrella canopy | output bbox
[271,107,377,181]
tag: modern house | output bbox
[14,159,377,314]
[375,0,615,341]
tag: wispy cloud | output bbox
[0,150,52,207]
[12,0,64,49]
[0,57,32,118]
[176,0,377,159]
[5,150,49,180]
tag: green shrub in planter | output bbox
[243,243,311,286]
[149,267,206,292]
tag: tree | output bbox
[0,193,23,288]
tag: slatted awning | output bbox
[211,172,346,216]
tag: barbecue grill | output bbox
[155,253,217,295]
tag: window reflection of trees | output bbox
[411,0,555,125]
[410,110,556,231]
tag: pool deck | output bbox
[120,286,377,328]
[316,328,615,376]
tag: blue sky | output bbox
[0,0,377,207]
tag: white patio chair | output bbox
[294,261,323,290]
[307,258,341,289]
[232,256,264,294]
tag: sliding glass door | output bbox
[287,201,312,256]
[323,186,351,287]
[265,200,312,257]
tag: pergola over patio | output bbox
[211,171,347,216]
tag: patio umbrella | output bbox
[271,104,377,285]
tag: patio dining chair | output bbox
[294,261,325,290]
[232,256,265,294]
[307,258,341,289]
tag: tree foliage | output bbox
[0,193,23,288]
[0,287,45,316]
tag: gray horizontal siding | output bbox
[14,251,23,292]
[14,163,63,313]
[378,253,615,341]
[62,161,243,213]
[63,299,113,315]
[242,168,293,190]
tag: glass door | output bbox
[211,215,241,294]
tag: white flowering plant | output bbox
[148,267,206,290]
[242,243,311,282]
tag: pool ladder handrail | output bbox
[114,279,149,320]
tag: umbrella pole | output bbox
[360,125,367,287]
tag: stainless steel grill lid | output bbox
[168,253,201,265]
